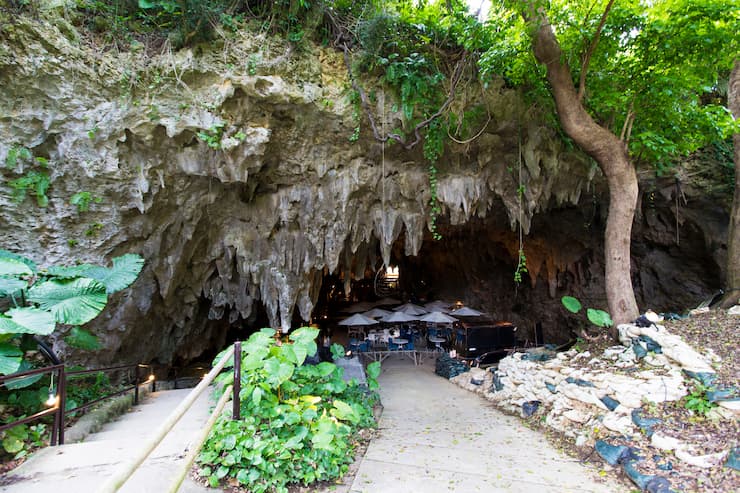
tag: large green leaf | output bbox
[561,296,583,314]
[0,315,33,335]
[0,250,36,274]
[0,343,22,357]
[77,254,144,294]
[4,307,56,335]
[0,277,27,297]
[330,399,359,424]
[27,278,107,325]
[587,308,613,328]
[0,258,32,277]
[65,327,101,351]
[0,353,22,375]
[47,264,94,280]
[3,360,43,389]
[263,357,294,388]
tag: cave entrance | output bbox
[310,206,604,357]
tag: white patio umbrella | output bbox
[424,300,453,313]
[338,313,380,326]
[419,311,458,324]
[362,308,393,319]
[393,303,427,316]
[382,311,420,323]
[452,306,484,317]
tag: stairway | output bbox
[0,388,217,493]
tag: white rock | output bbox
[728,305,740,315]
[603,346,628,359]
[688,306,710,316]
[563,409,592,424]
[718,400,740,412]
[561,385,608,410]
[575,433,589,447]
[674,447,728,468]
[602,414,634,435]
[651,432,683,451]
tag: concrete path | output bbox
[1,388,215,493]
[349,357,629,493]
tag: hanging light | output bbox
[45,373,58,407]
[386,266,399,280]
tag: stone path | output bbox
[349,357,629,493]
[2,358,629,493]
[0,388,214,493]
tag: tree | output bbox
[521,0,639,326]
[477,0,738,326]
[723,60,739,307]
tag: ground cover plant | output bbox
[198,327,380,493]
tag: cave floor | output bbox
[346,357,630,493]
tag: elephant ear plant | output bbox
[0,249,144,381]
[561,295,614,344]
[200,327,381,493]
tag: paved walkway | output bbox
[349,357,629,493]
[2,358,628,493]
[1,388,213,493]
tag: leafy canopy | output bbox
[480,0,739,172]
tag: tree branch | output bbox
[619,101,634,142]
[339,42,467,149]
[578,0,615,102]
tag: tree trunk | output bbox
[525,8,640,326]
[720,59,740,308]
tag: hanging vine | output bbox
[514,123,527,284]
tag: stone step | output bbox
[1,387,218,493]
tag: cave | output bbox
[0,17,730,373]
[174,188,725,371]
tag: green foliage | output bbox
[683,382,717,417]
[561,295,612,328]
[64,327,101,351]
[4,146,32,170]
[330,342,346,361]
[8,170,50,208]
[586,308,613,328]
[70,191,102,213]
[196,123,226,150]
[482,0,738,171]
[84,223,104,237]
[1,423,46,459]
[561,296,583,314]
[0,250,144,377]
[65,370,117,414]
[513,248,527,284]
[201,327,379,492]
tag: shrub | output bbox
[199,327,380,493]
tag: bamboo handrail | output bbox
[97,344,236,493]
[167,384,233,493]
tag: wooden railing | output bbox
[98,341,243,493]
[0,362,154,446]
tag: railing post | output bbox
[58,365,66,445]
[50,366,60,446]
[232,341,241,420]
[134,365,140,405]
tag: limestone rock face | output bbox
[0,17,730,366]
[0,18,595,365]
